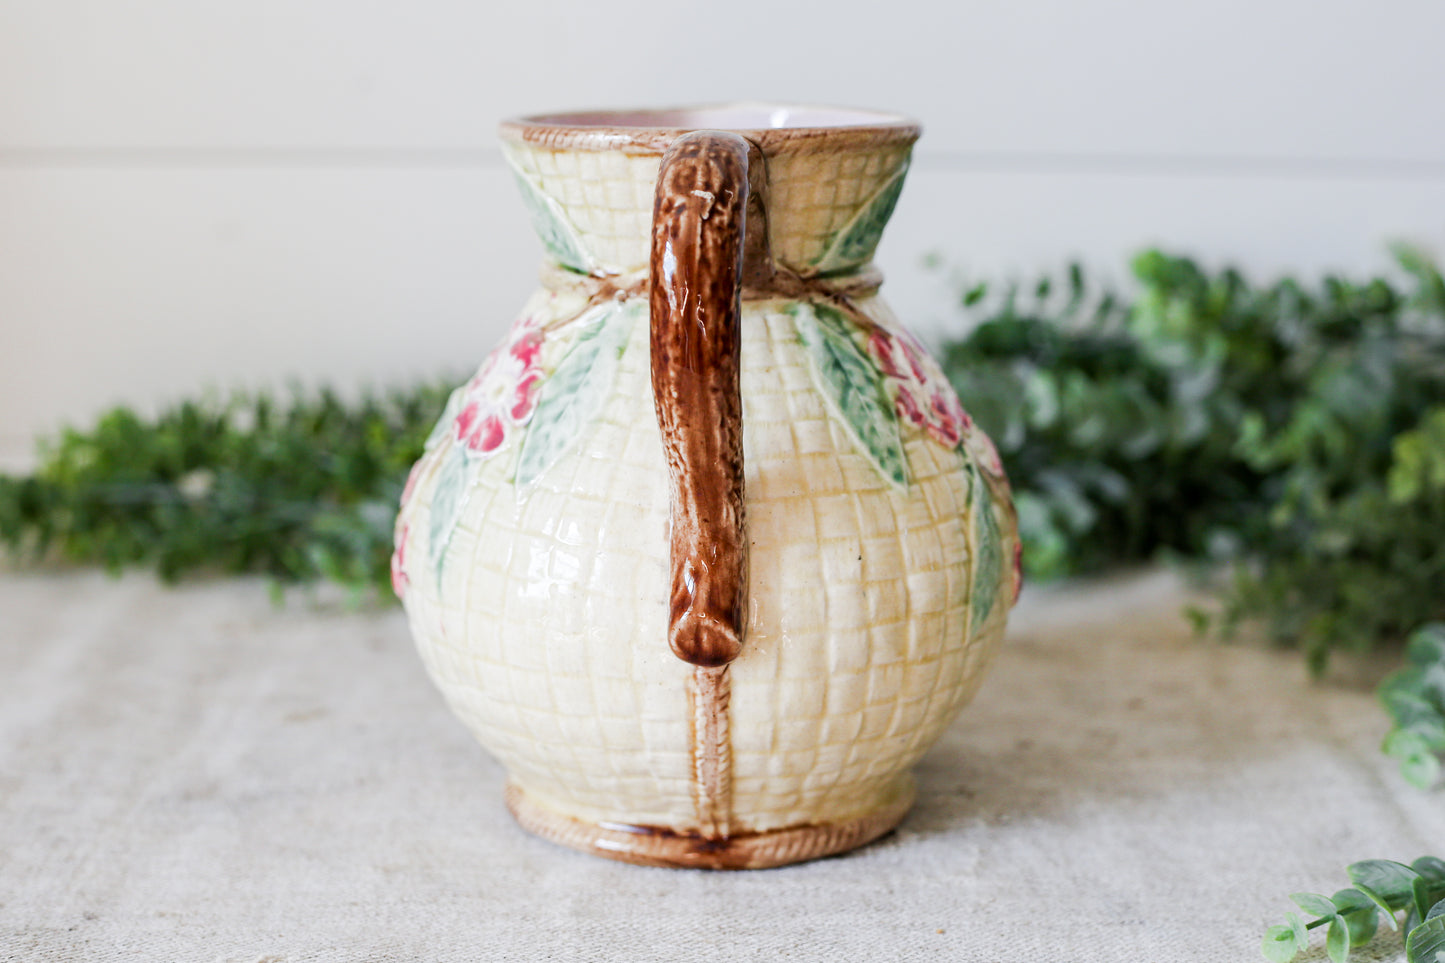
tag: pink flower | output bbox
[454,315,545,456]
[925,390,967,447]
[391,522,410,598]
[399,459,424,509]
[869,330,908,380]
[867,325,971,449]
[1010,538,1023,604]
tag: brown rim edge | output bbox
[499,102,920,156]
[504,777,917,870]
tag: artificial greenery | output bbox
[0,383,454,600]
[1379,624,1445,788]
[1262,856,1445,962]
[939,247,1445,672]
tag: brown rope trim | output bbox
[537,261,885,333]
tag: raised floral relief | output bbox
[792,299,1019,610]
[795,299,1010,490]
[1010,539,1024,603]
[867,324,972,448]
[454,314,546,457]
[392,311,549,587]
[514,302,635,491]
[970,466,1004,633]
[503,148,594,274]
[390,459,427,598]
[792,302,909,489]
[391,522,411,598]
[813,161,909,275]
[396,302,640,588]
[426,446,471,577]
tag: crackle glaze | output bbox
[394,104,1021,869]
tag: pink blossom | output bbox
[868,331,907,379]
[391,523,410,598]
[1010,539,1024,603]
[866,325,971,449]
[454,315,545,456]
[926,390,968,447]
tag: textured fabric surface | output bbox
[1,567,1439,962]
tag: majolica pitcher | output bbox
[393,105,1020,869]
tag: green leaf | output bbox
[427,445,471,578]
[1390,716,1445,754]
[1403,751,1445,790]
[1421,664,1445,712]
[1261,928,1296,963]
[793,302,908,489]
[514,303,634,491]
[1326,915,1350,963]
[1349,861,1421,911]
[504,153,593,273]
[1332,890,1380,946]
[1393,242,1445,314]
[1293,893,1341,918]
[1384,729,1445,789]
[1406,914,1445,963]
[971,468,1004,632]
[1408,625,1445,667]
[813,161,909,273]
[1382,686,1445,736]
[1262,918,1304,963]
[1353,883,1400,930]
[1414,859,1445,883]
[1417,878,1438,924]
[1289,911,1310,950]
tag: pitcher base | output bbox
[504,778,916,870]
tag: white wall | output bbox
[3,0,1444,468]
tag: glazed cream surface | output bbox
[398,295,1014,833]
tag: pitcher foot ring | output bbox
[504,778,915,870]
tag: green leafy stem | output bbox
[0,382,456,601]
[938,245,1445,675]
[1263,857,1445,963]
[1379,624,1445,789]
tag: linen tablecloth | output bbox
[2,567,1439,961]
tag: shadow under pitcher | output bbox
[392,104,1021,869]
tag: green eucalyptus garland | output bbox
[0,383,454,601]
[1379,624,1445,789]
[1263,857,1445,963]
[938,246,1445,674]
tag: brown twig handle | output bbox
[649,131,750,668]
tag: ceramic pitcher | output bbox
[392,105,1021,869]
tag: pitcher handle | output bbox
[649,131,750,668]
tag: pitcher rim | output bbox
[499,102,921,156]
